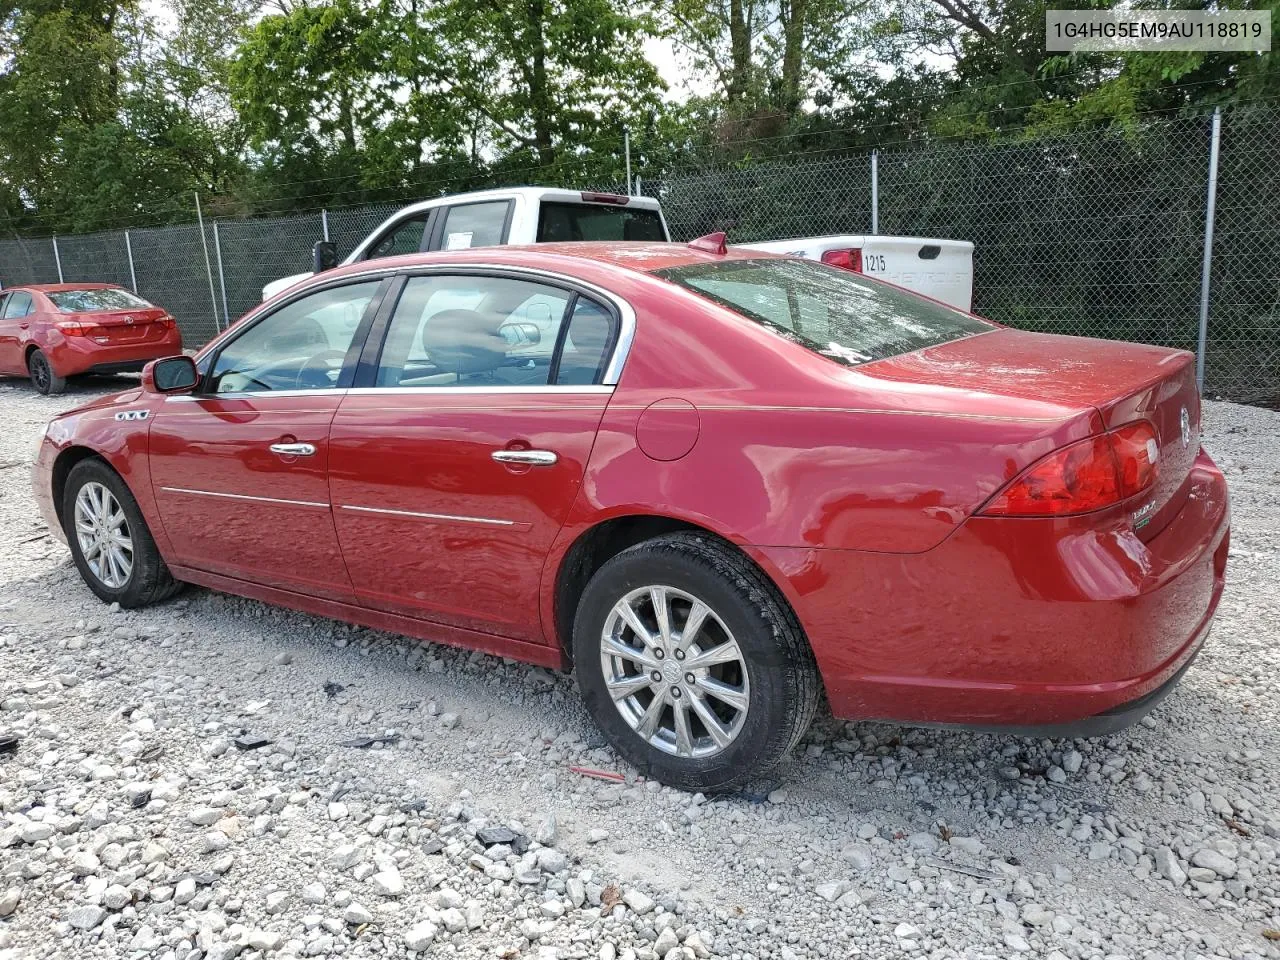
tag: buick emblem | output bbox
[125,315,135,325]
[1179,407,1191,449]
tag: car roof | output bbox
[2,282,120,293]
[387,187,664,221]
[325,242,780,283]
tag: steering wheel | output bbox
[294,349,348,390]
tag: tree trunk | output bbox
[780,0,806,115]
[727,0,750,103]
[527,0,555,165]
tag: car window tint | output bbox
[536,202,666,242]
[47,288,152,313]
[368,214,429,260]
[375,275,570,387]
[655,258,992,366]
[208,281,380,394]
[554,298,617,385]
[440,201,509,250]
[2,292,33,319]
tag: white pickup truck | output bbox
[262,187,670,301]
[263,186,974,312]
[737,235,974,311]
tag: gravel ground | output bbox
[1,377,1278,960]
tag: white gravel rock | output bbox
[0,392,1275,960]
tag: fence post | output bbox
[635,175,642,197]
[194,192,221,335]
[321,209,330,243]
[624,130,632,197]
[124,230,138,293]
[870,150,879,235]
[51,236,64,282]
[1196,108,1222,394]
[212,221,231,331]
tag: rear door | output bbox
[0,292,17,373]
[148,277,390,599]
[328,269,622,643]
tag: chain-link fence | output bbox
[2,105,1276,403]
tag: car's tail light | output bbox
[579,191,629,205]
[55,320,101,337]
[821,248,863,273]
[153,315,174,331]
[981,421,1159,517]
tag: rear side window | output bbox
[537,202,666,242]
[2,292,33,318]
[440,201,510,250]
[47,288,151,313]
[654,258,991,366]
[553,299,617,385]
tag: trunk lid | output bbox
[862,328,1201,527]
[70,307,170,344]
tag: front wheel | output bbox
[28,349,66,395]
[573,533,820,792]
[62,459,183,607]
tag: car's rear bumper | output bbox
[48,329,183,377]
[754,448,1229,734]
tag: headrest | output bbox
[421,309,506,377]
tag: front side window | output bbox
[439,201,509,250]
[376,274,608,387]
[367,214,430,260]
[208,281,380,393]
[47,288,151,313]
[654,258,992,366]
[2,292,33,319]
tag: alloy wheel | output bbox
[599,584,750,758]
[30,354,49,392]
[73,481,134,588]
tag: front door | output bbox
[148,278,387,599]
[328,271,622,643]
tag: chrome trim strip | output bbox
[166,388,350,402]
[159,487,329,509]
[343,385,613,397]
[339,504,515,526]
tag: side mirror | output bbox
[143,356,199,394]
[313,240,339,273]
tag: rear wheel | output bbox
[573,532,820,792]
[28,349,66,395]
[62,459,182,607]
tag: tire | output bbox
[28,349,66,395]
[61,459,183,608]
[573,532,820,793]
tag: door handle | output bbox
[270,442,317,457]
[491,449,558,466]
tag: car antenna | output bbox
[687,232,727,255]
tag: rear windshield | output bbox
[48,288,152,313]
[654,258,991,365]
[537,202,667,242]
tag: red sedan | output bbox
[0,283,182,394]
[31,241,1229,791]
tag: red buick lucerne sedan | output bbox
[0,283,182,395]
[31,240,1229,791]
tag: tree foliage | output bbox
[0,0,1276,233]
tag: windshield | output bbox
[48,288,152,313]
[537,202,666,242]
[654,258,992,366]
